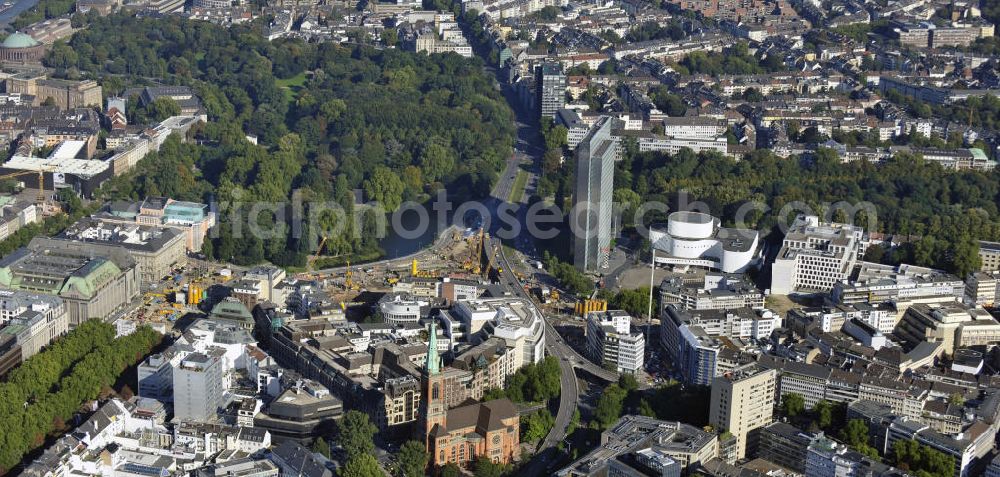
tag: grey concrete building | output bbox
[537,61,566,120]
[58,217,187,284]
[755,422,817,473]
[173,351,224,422]
[254,380,344,442]
[572,116,619,273]
[0,291,67,375]
[557,415,717,476]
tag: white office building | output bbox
[832,263,964,310]
[660,305,777,385]
[966,271,999,307]
[659,274,765,312]
[788,303,896,335]
[770,215,864,295]
[451,297,546,366]
[661,116,727,140]
[586,310,645,374]
[173,352,224,422]
[842,317,888,350]
[378,294,428,325]
[806,437,872,477]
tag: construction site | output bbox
[305,228,501,299]
[123,223,576,330]
[133,263,241,329]
[305,227,569,313]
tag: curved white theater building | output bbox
[649,212,759,274]
[378,294,429,326]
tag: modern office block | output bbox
[572,116,619,273]
[586,310,644,374]
[173,352,224,422]
[536,61,565,120]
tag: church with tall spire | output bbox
[418,321,521,469]
[420,321,447,448]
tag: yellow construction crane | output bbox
[0,167,53,205]
[306,235,330,271]
[344,260,357,290]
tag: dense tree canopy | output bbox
[892,439,955,477]
[619,147,1000,276]
[339,454,382,477]
[594,383,628,429]
[439,463,463,477]
[55,13,514,267]
[648,86,687,117]
[336,410,378,460]
[982,0,1000,30]
[521,408,555,442]
[473,457,509,477]
[813,399,833,429]
[637,381,711,426]
[543,253,595,295]
[840,419,880,459]
[10,0,74,29]
[625,20,687,43]
[396,440,429,477]
[485,356,561,403]
[671,42,786,76]
[608,287,652,319]
[0,322,162,472]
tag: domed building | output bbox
[0,33,45,64]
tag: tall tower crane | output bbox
[0,167,54,205]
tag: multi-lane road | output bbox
[492,157,524,203]
[477,67,628,473]
[487,234,581,472]
[485,227,622,474]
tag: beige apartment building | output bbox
[981,241,1000,272]
[710,363,777,460]
[5,73,102,109]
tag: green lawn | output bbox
[509,170,528,203]
[276,72,308,89]
[277,73,308,104]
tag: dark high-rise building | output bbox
[536,61,566,120]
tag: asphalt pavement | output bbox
[479,70,619,474]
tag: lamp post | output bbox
[645,248,655,372]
